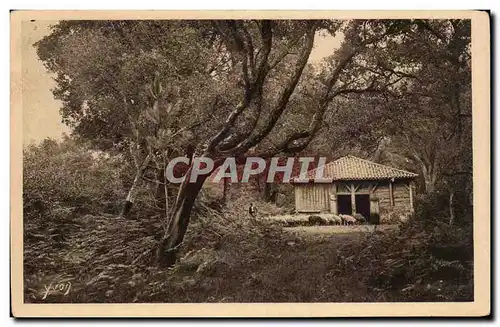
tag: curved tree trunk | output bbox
[156,177,205,267]
[415,155,438,194]
[423,168,438,194]
[156,159,221,267]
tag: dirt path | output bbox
[208,225,394,302]
[284,225,398,238]
[151,223,401,303]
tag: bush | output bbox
[24,166,284,303]
[414,182,473,227]
[23,138,473,303]
[333,215,473,301]
[23,138,126,221]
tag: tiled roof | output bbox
[293,155,418,181]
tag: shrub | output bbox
[23,138,126,221]
[414,182,473,227]
[333,215,473,301]
[24,171,285,303]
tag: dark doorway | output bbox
[355,194,370,220]
[337,195,352,215]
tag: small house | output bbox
[292,155,418,223]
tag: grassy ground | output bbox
[24,208,473,303]
[284,225,398,236]
[23,141,474,303]
[23,211,383,302]
[146,226,385,303]
[187,226,378,302]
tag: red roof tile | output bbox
[293,155,418,181]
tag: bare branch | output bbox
[230,22,317,154]
[269,34,303,69]
[208,21,273,153]
[257,130,312,157]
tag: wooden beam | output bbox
[351,182,356,214]
[370,197,380,216]
[329,182,337,214]
[370,182,379,194]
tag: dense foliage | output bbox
[24,138,472,303]
[24,19,474,302]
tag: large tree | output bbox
[37,19,412,266]
[312,19,471,196]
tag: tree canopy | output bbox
[35,19,472,266]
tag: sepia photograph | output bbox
[10,10,490,317]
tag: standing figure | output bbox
[248,203,258,217]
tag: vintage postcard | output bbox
[11,10,490,317]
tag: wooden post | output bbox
[294,186,301,213]
[351,183,356,214]
[369,197,380,225]
[329,194,337,214]
[329,183,337,214]
[370,197,380,215]
[389,179,394,208]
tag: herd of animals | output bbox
[249,203,380,226]
[308,213,369,226]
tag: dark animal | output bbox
[308,215,327,226]
[354,213,366,224]
[248,203,257,217]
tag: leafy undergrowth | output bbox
[24,195,287,303]
[334,220,474,302]
[24,208,365,303]
[23,139,473,303]
[24,187,473,303]
[24,205,473,303]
